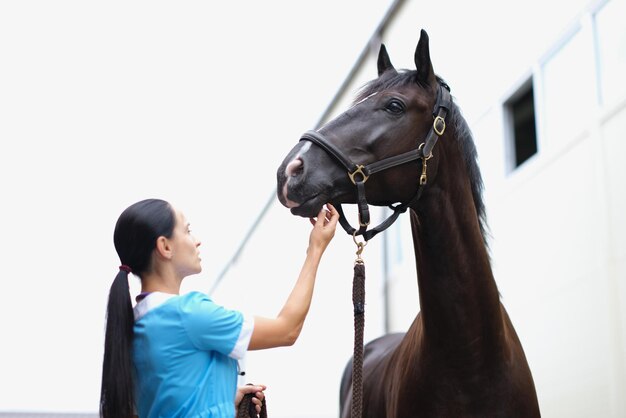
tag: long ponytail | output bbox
[100,199,175,418]
[100,269,135,418]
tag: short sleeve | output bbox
[230,313,254,359]
[179,292,247,357]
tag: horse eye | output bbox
[385,99,405,114]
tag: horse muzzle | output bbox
[276,143,342,217]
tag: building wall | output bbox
[370,0,626,416]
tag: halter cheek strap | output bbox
[300,83,452,241]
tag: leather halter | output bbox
[300,82,452,241]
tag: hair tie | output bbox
[119,265,132,274]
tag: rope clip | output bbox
[353,231,367,264]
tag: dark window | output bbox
[507,82,538,168]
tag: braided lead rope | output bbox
[351,257,366,418]
[237,392,267,418]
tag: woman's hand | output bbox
[308,203,339,254]
[235,384,266,414]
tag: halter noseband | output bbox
[300,82,452,241]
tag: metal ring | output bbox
[348,165,369,185]
[418,143,433,160]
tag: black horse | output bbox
[277,30,540,417]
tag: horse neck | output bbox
[409,143,503,352]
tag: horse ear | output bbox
[414,29,436,85]
[377,44,396,76]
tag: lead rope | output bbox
[351,234,367,418]
[237,391,267,418]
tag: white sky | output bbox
[0,0,594,414]
[0,0,394,413]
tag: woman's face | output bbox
[169,207,202,277]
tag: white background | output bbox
[0,1,393,414]
[0,0,603,416]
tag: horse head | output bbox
[277,30,451,224]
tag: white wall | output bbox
[373,0,626,416]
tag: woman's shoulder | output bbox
[177,291,221,313]
[177,292,244,336]
[179,291,213,303]
[134,291,210,320]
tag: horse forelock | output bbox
[353,70,490,247]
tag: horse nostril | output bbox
[285,158,304,178]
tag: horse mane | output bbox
[354,70,490,247]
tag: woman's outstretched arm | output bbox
[248,203,339,350]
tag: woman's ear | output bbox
[155,236,173,260]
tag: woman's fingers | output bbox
[315,206,328,226]
[326,203,339,227]
[316,203,339,226]
[251,389,265,413]
[308,203,339,238]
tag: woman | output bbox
[100,198,339,418]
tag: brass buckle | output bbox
[433,115,446,136]
[348,165,369,185]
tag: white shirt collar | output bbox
[133,292,178,321]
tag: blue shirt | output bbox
[133,291,254,418]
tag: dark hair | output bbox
[100,199,175,418]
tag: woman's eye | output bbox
[385,100,405,114]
